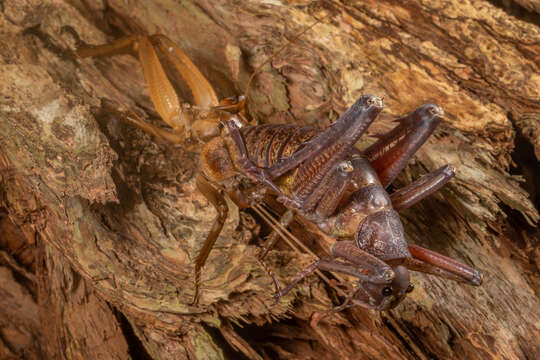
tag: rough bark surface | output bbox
[0,1,539,359]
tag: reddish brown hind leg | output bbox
[364,104,444,188]
[267,95,382,180]
[192,175,229,305]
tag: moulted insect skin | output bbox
[77,31,483,311]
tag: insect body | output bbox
[202,97,482,310]
[78,33,482,310]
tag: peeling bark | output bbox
[0,0,539,359]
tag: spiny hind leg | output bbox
[363,104,444,188]
[192,175,229,305]
[223,96,382,212]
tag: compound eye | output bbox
[406,283,414,293]
[382,286,393,296]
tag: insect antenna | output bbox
[258,203,347,283]
[255,204,382,312]
[252,204,301,254]
[253,203,351,299]
[258,203,315,259]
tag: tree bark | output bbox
[0,0,539,359]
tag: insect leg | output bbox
[149,35,219,110]
[310,288,359,326]
[273,260,320,301]
[364,104,444,188]
[250,209,295,294]
[77,35,139,58]
[150,36,252,138]
[267,95,383,180]
[289,96,382,208]
[311,162,354,217]
[78,35,223,140]
[390,164,455,211]
[406,244,483,286]
[78,35,188,132]
[225,95,382,209]
[329,241,394,282]
[275,241,393,301]
[123,107,188,143]
[192,175,229,305]
[97,99,186,144]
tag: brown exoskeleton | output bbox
[77,32,482,311]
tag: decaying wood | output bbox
[0,0,539,359]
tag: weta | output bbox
[77,33,482,311]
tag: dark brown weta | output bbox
[77,32,483,311]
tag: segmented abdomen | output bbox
[241,124,320,168]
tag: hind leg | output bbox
[222,96,383,210]
[364,104,444,188]
[78,34,221,140]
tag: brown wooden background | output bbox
[0,0,539,359]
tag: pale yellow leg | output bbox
[77,34,223,140]
[148,35,219,110]
[123,109,186,144]
[98,100,186,144]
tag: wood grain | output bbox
[0,0,538,359]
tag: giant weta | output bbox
[78,33,482,311]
